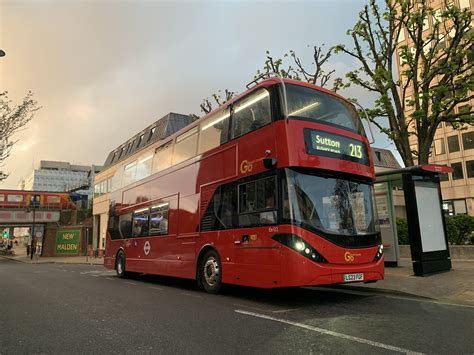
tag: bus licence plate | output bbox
[344,273,364,282]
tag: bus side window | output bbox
[172,127,198,165]
[132,209,150,237]
[238,176,277,227]
[231,89,271,139]
[119,213,132,239]
[108,215,121,240]
[152,142,173,174]
[150,203,169,235]
[198,108,231,154]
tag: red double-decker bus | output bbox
[104,76,384,293]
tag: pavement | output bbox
[2,245,473,306]
[1,245,104,265]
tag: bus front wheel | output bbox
[116,251,130,278]
[200,250,222,294]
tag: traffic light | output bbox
[2,229,9,238]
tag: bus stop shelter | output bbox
[375,165,452,276]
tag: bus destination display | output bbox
[304,128,369,165]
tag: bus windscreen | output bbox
[286,84,365,135]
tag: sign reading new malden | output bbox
[55,230,80,255]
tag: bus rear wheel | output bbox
[116,251,130,278]
[200,250,222,294]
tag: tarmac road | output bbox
[0,258,473,354]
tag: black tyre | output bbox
[116,250,129,278]
[200,250,222,294]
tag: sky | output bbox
[0,0,399,189]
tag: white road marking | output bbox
[181,292,202,299]
[233,303,275,314]
[148,286,163,291]
[125,281,138,286]
[105,277,116,281]
[272,308,301,313]
[313,286,474,309]
[235,309,424,355]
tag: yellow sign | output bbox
[344,251,361,262]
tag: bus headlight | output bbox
[272,233,327,263]
[374,244,384,261]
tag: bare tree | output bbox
[336,0,473,166]
[255,45,346,92]
[199,89,236,115]
[0,91,40,181]
[197,45,344,116]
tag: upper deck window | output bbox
[172,127,198,165]
[152,142,173,173]
[122,161,137,186]
[286,84,364,135]
[198,108,230,154]
[136,153,153,180]
[231,89,271,139]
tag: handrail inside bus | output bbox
[246,72,288,118]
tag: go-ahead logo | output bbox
[240,160,253,174]
[344,251,361,262]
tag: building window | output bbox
[397,28,405,43]
[375,151,382,161]
[448,135,460,153]
[462,131,474,150]
[434,138,446,155]
[147,127,156,143]
[137,134,145,148]
[466,160,474,178]
[451,162,464,180]
[439,172,449,182]
[110,152,117,164]
[454,200,467,214]
[459,0,470,9]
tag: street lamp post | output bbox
[29,195,40,260]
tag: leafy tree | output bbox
[0,91,40,181]
[335,0,473,166]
